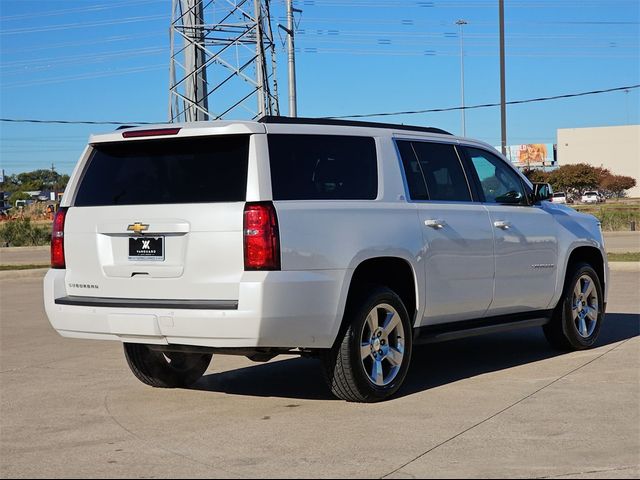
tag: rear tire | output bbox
[543,262,604,351]
[321,286,412,402]
[123,343,212,388]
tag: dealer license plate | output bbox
[128,237,164,261]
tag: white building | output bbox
[557,125,640,198]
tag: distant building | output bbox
[557,125,640,198]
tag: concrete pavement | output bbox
[0,246,49,266]
[0,271,638,478]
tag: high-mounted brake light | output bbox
[243,202,280,271]
[51,207,68,269]
[122,128,181,138]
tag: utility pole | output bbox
[456,19,468,137]
[287,0,299,117]
[279,0,301,117]
[499,0,507,155]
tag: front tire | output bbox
[123,343,212,388]
[321,286,413,402]
[543,262,604,350]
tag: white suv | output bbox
[581,191,602,204]
[44,117,608,402]
[551,192,568,204]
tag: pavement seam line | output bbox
[534,465,638,479]
[102,393,249,478]
[0,354,91,374]
[380,338,634,479]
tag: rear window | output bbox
[74,135,249,206]
[584,191,598,196]
[553,193,565,197]
[268,134,377,200]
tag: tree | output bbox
[15,169,69,192]
[0,173,20,194]
[8,191,31,206]
[0,169,69,198]
[547,164,600,196]
[522,168,550,184]
[599,174,636,199]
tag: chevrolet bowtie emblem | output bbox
[127,222,149,234]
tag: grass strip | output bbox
[0,264,50,271]
[607,252,640,262]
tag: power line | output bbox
[0,84,637,126]
[0,119,154,126]
[329,84,640,119]
[0,0,161,22]
[0,14,167,35]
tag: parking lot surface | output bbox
[1,271,638,479]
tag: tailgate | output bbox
[62,134,250,302]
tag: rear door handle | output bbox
[494,220,512,230]
[425,219,447,229]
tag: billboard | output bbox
[495,144,556,167]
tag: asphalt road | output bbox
[0,272,638,478]
[604,232,640,254]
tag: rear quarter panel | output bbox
[271,135,426,338]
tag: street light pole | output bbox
[456,19,468,137]
[499,0,507,155]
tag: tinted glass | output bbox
[74,135,249,206]
[268,134,377,200]
[411,142,471,202]
[464,147,527,205]
[396,140,428,200]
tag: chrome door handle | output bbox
[425,219,447,229]
[494,220,512,230]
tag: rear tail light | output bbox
[51,207,68,269]
[243,202,280,271]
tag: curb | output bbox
[0,268,48,280]
[608,262,640,272]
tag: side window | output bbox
[464,148,527,205]
[412,141,472,202]
[396,140,427,200]
[268,134,377,200]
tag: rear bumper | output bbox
[43,269,347,349]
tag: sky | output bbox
[1,0,639,175]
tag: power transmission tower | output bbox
[169,0,280,122]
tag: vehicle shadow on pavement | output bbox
[191,312,639,401]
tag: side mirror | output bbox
[533,183,553,202]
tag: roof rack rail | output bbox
[115,125,138,130]
[258,116,452,136]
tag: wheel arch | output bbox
[331,255,420,349]
[563,245,607,301]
